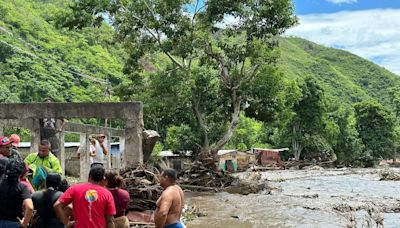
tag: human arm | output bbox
[46,156,63,174]
[100,142,109,155]
[54,187,74,225]
[154,193,173,228]
[18,186,34,228]
[54,200,70,225]
[105,192,116,228]
[24,153,38,173]
[18,198,33,228]
[90,145,96,157]
[106,215,115,228]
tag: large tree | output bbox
[274,76,338,160]
[60,0,297,157]
[354,99,395,159]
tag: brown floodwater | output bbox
[184,168,400,228]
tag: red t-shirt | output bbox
[59,183,116,228]
[109,188,130,217]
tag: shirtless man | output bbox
[155,169,185,228]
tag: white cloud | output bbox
[326,0,357,4]
[286,9,400,75]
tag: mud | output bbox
[185,168,400,228]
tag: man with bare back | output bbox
[154,168,185,228]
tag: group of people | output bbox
[0,134,185,228]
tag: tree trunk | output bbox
[191,89,210,156]
[292,124,303,160]
[211,89,241,156]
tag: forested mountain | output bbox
[1,0,398,107]
[279,37,400,106]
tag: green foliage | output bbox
[224,114,267,151]
[330,105,364,165]
[59,0,297,155]
[165,125,199,153]
[354,100,395,159]
[0,0,124,103]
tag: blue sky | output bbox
[189,1,400,75]
[294,0,400,14]
[287,0,400,75]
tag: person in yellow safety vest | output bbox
[24,140,63,190]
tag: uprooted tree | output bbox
[60,0,297,160]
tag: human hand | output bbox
[66,221,75,228]
[17,217,28,228]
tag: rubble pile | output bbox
[179,160,268,194]
[379,169,400,181]
[179,160,237,190]
[121,165,163,211]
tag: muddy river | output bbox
[185,168,400,228]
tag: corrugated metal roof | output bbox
[217,149,237,156]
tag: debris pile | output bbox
[179,160,237,191]
[179,160,268,194]
[121,165,163,211]
[225,172,269,195]
[379,169,400,181]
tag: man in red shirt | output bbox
[54,164,116,228]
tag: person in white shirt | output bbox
[91,134,108,167]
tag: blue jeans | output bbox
[0,220,20,228]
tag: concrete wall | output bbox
[0,102,144,181]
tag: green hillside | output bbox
[0,0,124,103]
[279,37,400,106]
[1,0,399,108]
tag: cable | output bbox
[0,26,108,85]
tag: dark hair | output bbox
[162,168,177,182]
[105,170,124,188]
[40,140,51,148]
[42,173,61,225]
[46,173,61,189]
[58,179,70,192]
[89,164,105,182]
[5,159,25,183]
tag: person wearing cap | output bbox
[9,134,23,161]
[92,134,109,166]
[0,159,34,228]
[0,136,13,159]
[24,139,62,190]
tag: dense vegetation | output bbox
[1,0,400,166]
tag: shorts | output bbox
[163,222,185,228]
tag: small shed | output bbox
[236,151,255,171]
[253,148,288,166]
[159,150,192,171]
[217,149,238,172]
